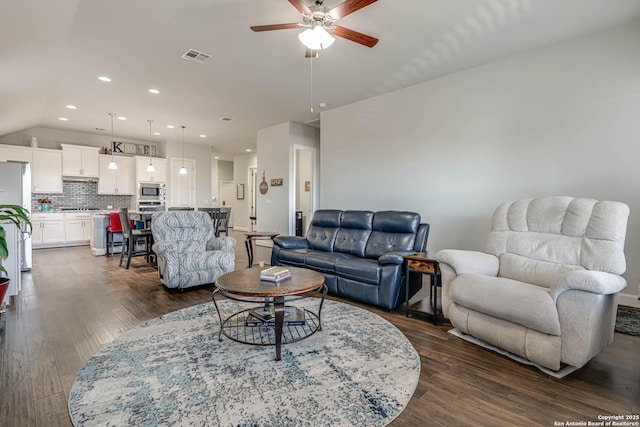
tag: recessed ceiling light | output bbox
[214,156,220,160]
[148,89,160,94]
[117,116,126,120]
[199,134,206,138]
[167,125,175,129]
[220,117,232,122]
[65,104,77,110]
[245,148,251,152]
[153,132,161,136]
[58,117,69,121]
[98,76,111,82]
[319,102,328,108]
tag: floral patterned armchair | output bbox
[151,211,236,290]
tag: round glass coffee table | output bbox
[212,266,327,361]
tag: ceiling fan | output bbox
[250,0,379,57]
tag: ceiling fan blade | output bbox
[250,23,302,32]
[305,48,319,58]
[332,26,378,48]
[329,0,377,20]
[288,0,311,15]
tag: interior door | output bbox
[170,158,196,208]
[220,181,235,227]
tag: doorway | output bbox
[292,145,316,236]
[249,167,257,231]
[220,181,235,227]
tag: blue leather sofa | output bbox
[271,210,430,310]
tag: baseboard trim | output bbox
[619,292,640,308]
[233,226,248,232]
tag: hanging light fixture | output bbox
[146,120,155,173]
[179,126,187,175]
[107,113,118,170]
[298,22,335,51]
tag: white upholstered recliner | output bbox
[435,196,629,373]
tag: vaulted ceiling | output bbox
[2,0,640,158]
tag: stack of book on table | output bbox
[260,266,291,282]
[245,306,306,327]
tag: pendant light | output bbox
[146,120,155,173]
[179,126,187,175]
[107,113,118,170]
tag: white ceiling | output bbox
[2,0,640,159]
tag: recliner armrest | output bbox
[435,249,499,277]
[206,236,236,251]
[378,251,415,265]
[550,270,627,301]
[273,235,309,249]
[153,241,204,256]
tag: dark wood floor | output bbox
[1,230,638,426]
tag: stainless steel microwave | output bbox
[139,183,165,198]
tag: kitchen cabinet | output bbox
[0,144,32,163]
[31,213,65,246]
[135,156,167,183]
[64,212,92,242]
[32,148,63,193]
[61,144,99,177]
[98,154,135,195]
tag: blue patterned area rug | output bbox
[68,299,420,426]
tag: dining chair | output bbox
[118,208,153,269]
[105,211,123,256]
[216,207,231,237]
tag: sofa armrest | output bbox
[435,249,499,277]
[273,235,309,250]
[206,236,236,251]
[550,270,627,301]
[153,241,203,256]
[378,251,416,266]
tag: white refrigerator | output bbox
[0,161,32,306]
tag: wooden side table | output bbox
[404,252,443,325]
[244,232,279,268]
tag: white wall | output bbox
[256,122,320,236]
[320,20,640,302]
[0,126,164,156]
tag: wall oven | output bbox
[138,183,165,211]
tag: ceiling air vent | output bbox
[181,48,211,64]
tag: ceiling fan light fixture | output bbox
[298,25,335,50]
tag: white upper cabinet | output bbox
[32,148,63,193]
[0,144,32,163]
[61,144,99,177]
[98,154,135,195]
[135,156,167,183]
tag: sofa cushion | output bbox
[306,251,358,273]
[306,210,342,252]
[335,258,381,285]
[451,274,561,336]
[334,211,373,257]
[278,249,311,266]
[364,211,419,259]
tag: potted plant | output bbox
[0,204,32,305]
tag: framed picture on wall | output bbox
[237,184,245,200]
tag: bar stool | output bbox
[105,212,123,256]
[118,208,153,269]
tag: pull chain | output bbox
[310,51,314,113]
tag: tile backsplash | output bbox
[32,180,132,210]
